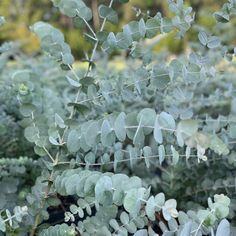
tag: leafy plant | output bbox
[0,0,236,235]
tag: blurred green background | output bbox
[0,0,231,58]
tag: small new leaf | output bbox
[198,31,208,46]
[207,36,221,49]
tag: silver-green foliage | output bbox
[30,22,74,69]
[53,168,231,235]
[39,224,76,236]
[214,0,236,23]
[0,0,236,235]
[0,206,28,233]
[0,157,37,233]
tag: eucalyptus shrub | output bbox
[0,0,236,235]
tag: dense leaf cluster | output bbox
[0,0,236,235]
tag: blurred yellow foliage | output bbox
[4,23,40,53]
[64,28,91,58]
[0,0,50,54]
